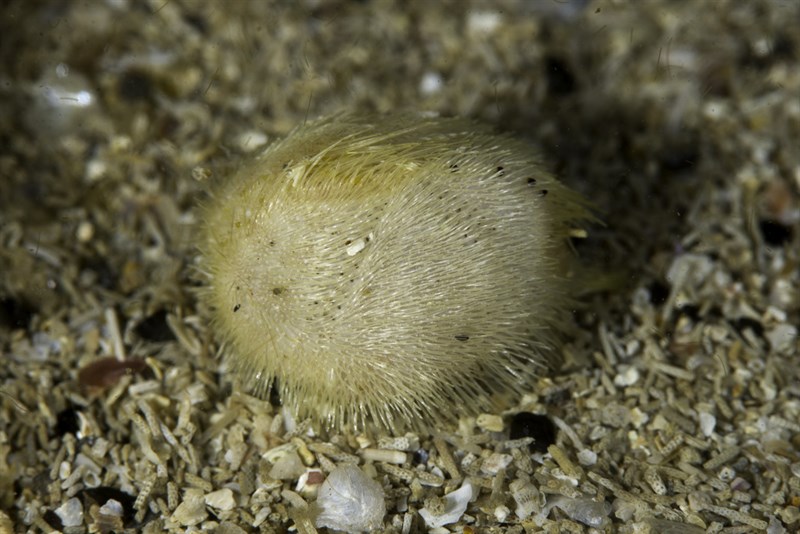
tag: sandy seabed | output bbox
[1,1,798,532]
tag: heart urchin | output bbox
[197,112,591,431]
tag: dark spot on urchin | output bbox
[526,177,537,186]
[539,189,549,197]
[449,163,459,172]
[233,304,241,312]
[496,166,505,176]
[509,412,557,453]
[272,287,285,295]
[454,334,470,342]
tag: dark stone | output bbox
[412,448,429,465]
[758,219,792,247]
[134,309,174,342]
[42,509,63,530]
[648,280,669,306]
[269,380,282,407]
[0,296,34,330]
[730,316,765,339]
[54,406,80,437]
[118,69,154,102]
[545,56,576,95]
[509,412,557,454]
[183,13,208,34]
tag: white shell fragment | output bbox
[766,324,797,354]
[419,479,474,528]
[576,449,597,466]
[98,499,124,518]
[345,237,367,256]
[494,504,511,523]
[54,497,84,528]
[296,468,325,496]
[314,464,386,532]
[699,411,717,436]
[171,489,207,526]
[205,488,236,511]
[613,365,640,387]
[548,496,612,528]
[481,452,513,475]
[510,478,542,520]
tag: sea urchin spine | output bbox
[198,112,590,431]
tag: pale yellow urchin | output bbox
[197,112,591,431]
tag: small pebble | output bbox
[577,449,597,466]
[361,448,407,464]
[76,221,94,243]
[699,412,716,436]
[77,357,147,389]
[494,505,510,522]
[205,488,236,511]
[476,413,504,432]
[613,365,640,387]
[296,469,325,496]
[268,450,306,480]
[171,489,207,526]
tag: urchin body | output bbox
[199,113,589,430]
